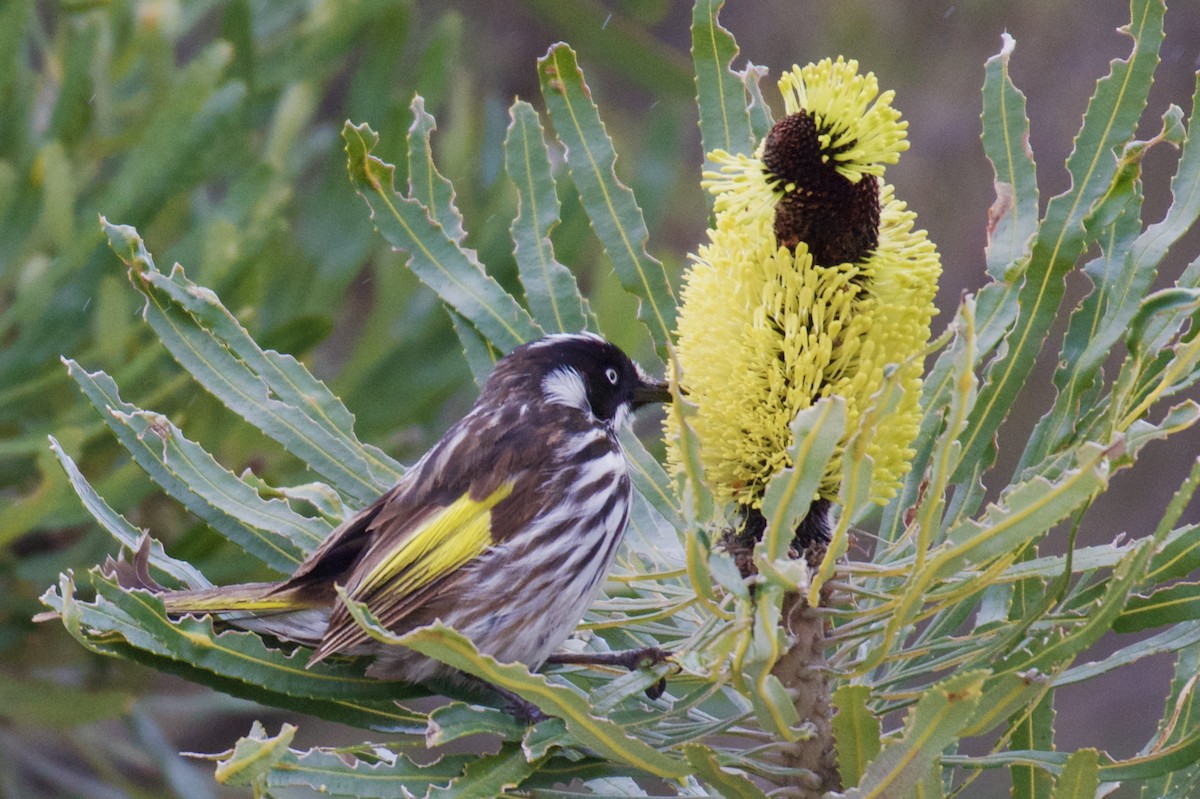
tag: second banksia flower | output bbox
[669,58,941,547]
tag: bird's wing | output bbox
[310,477,526,662]
[304,400,573,663]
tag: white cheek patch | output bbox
[542,367,591,415]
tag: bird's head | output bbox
[486,333,670,427]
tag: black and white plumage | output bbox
[152,333,669,686]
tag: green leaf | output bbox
[48,436,212,589]
[426,702,528,747]
[538,43,676,358]
[682,743,769,799]
[844,670,986,799]
[690,0,754,175]
[1117,581,1200,633]
[760,397,846,562]
[342,120,543,352]
[1011,692,1056,799]
[262,745,476,798]
[40,572,426,732]
[103,220,400,507]
[213,722,296,787]
[1142,643,1200,798]
[980,33,1039,279]
[832,685,881,788]
[1050,749,1099,799]
[955,0,1164,484]
[64,361,316,571]
[433,743,539,797]
[405,95,470,248]
[503,99,590,334]
[338,600,691,780]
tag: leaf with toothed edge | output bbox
[537,43,676,360]
[336,590,691,779]
[343,120,544,353]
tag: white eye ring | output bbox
[605,367,619,385]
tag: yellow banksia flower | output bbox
[668,58,939,527]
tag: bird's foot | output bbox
[545,647,673,699]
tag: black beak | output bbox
[631,377,672,409]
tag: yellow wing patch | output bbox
[356,482,514,599]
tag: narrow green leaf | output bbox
[64,361,312,571]
[760,397,846,562]
[1050,749,1100,799]
[538,43,676,357]
[1142,643,1200,798]
[1056,622,1200,687]
[406,95,470,248]
[690,0,754,175]
[682,743,769,799]
[1011,693,1056,799]
[263,746,475,798]
[844,671,986,799]
[1117,582,1200,633]
[980,33,1039,279]
[103,220,398,506]
[339,600,690,779]
[343,120,543,352]
[40,575,426,732]
[48,435,211,589]
[426,702,527,747]
[961,672,1051,739]
[434,743,539,797]
[955,0,1164,483]
[449,310,499,389]
[504,99,590,334]
[832,684,881,788]
[214,722,296,787]
[618,428,684,532]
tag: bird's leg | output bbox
[453,672,549,724]
[545,647,673,700]
[545,647,670,671]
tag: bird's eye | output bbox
[605,367,619,385]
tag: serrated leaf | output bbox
[258,745,476,798]
[690,0,754,178]
[337,600,690,779]
[1117,582,1200,633]
[538,43,675,358]
[213,722,296,787]
[64,360,315,571]
[406,95,471,248]
[955,0,1164,484]
[760,397,845,562]
[682,743,769,799]
[1051,749,1100,799]
[980,33,1039,278]
[48,436,211,589]
[103,220,398,506]
[426,702,527,748]
[832,685,880,788]
[504,99,590,334]
[343,120,543,353]
[433,743,539,798]
[844,671,986,799]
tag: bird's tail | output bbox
[105,537,329,648]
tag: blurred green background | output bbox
[2,1,1197,795]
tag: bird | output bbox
[125,333,671,698]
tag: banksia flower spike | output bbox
[669,57,940,548]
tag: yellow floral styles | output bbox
[669,58,940,523]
